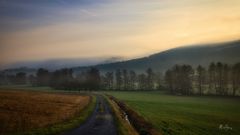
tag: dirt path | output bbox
[64,95,117,135]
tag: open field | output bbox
[106,91,240,135]
[0,90,91,135]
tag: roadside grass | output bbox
[105,95,138,135]
[105,91,240,135]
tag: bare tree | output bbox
[165,69,174,93]
[36,68,50,86]
[122,69,129,90]
[216,62,224,95]
[222,64,229,95]
[208,62,217,94]
[231,63,240,96]
[115,69,122,90]
[155,72,163,90]
[129,70,137,90]
[146,68,154,90]
[105,72,114,90]
[165,65,193,95]
[196,65,206,95]
[138,73,147,90]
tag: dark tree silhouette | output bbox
[122,69,129,90]
[172,65,181,93]
[129,70,137,90]
[164,65,193,95]
[50,68,74,90]
[73,71,87,90]
[0,73,4,85]
[85,68,101,90]
[196,65,206,95]
[115,69,123,90]
[15,72,27,84]
[155,72,163,90]
[208,62,217,94]
[222,64,229,95]
[231,63,240,96]
[138,73,147,90]
[28,74,37,86]
[104,72,114,90]
[146,68,154,90]
[36,68,50,86]
[165,69,174,93]
[215,62,223,95]
[181,65,194,95]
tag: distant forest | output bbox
[0,62,240,96]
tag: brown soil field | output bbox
[0,90,90,134]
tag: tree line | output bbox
[165,62,240,96]
[0,62,239,96]
[0,67,162,91]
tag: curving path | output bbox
[64,95,117,135]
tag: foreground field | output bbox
[106,91,240,135]
[0,90,91,135]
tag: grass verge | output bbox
[105,95,138,135]
[106,94,161,135]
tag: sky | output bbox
[0,0,240,69]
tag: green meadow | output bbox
[105,91,240,135]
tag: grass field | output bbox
[106,91,240,135]
[0,90,91,135]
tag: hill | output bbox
[73,40,240,73]
[1,40,240,75]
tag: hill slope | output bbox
[73,40,240,73]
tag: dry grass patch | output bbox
[0,90,90,134]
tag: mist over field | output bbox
[1,56,124,70]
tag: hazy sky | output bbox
[1,0,240,68]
